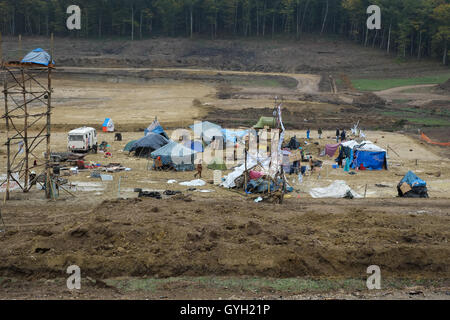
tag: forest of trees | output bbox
[0,0,449,64]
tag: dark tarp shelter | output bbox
[123,140,138,152]
[129,133,169,157]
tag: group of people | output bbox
[306,128,323,140]
[306,128,345,141]
[336,128,346,143]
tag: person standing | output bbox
[318,128,323,139]
[336,128,340,143]
[194,160,203,178]
[341,129,346,142]
[306,128,310,139]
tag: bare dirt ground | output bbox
[0,36,449,299]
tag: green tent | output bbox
[207,158,227,171]
[253,117,276,129]
[123,140,137,152]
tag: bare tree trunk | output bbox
[300,0,310,36]
[296,0,300,39]
[417,30,422,60]
[372,29,378,48]
[444,38,448,65]
[98,14,102,38]
[190,5,193,38]
[140,11,142,39]
[262,0,266,36]
[131,6,134,40]
[320,0,328,35]
[272,12,275,39]
[387,23,392,54]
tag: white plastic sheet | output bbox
[309,180,362,199]
[179,179,206,187]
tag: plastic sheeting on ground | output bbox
[179,179,206,187]
[309,180,362,199]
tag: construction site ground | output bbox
[0,36,449,299]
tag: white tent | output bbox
[102,118,115,132]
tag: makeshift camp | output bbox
[397,171,429,198]
[21,48,54,66]
[123,140,137,152]
[151,140,197,171]
[253,117,276,129]
[145,118,169,139]
[102,118,115,132]
[189,121,223,144]
[310,180,362,199]
[129,133,169,157]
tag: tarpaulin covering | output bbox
[145,119,169,139]
[151,140,197,166]
[123,140,137,152]
[421,132,450,147]
[102,118,114,132]
[352,150,387,170]
[399,171,426,187]
[130,133,169,157]
[309,180,362,199]
[189,121,223,144]
[21,48,54,66]
[325,143,340,157]
[253,117,276,129]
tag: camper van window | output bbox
[69,135,83,141]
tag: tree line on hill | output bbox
[0,0,448,64]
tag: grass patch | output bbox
[103,276,450,294]
[351,74,450,91]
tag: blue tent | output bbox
[400,171,426,187]
[352,151,387,170]
[151,141,198,171]
[130,132,169,157]
[21,48,54,66]
[145,119,169,139]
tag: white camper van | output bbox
[67,127,98,153]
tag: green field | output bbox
[351,74,450,91]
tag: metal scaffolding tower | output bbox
[1,60,54,200]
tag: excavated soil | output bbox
[1,196,449,280]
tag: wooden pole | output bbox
[50,33,54,61]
